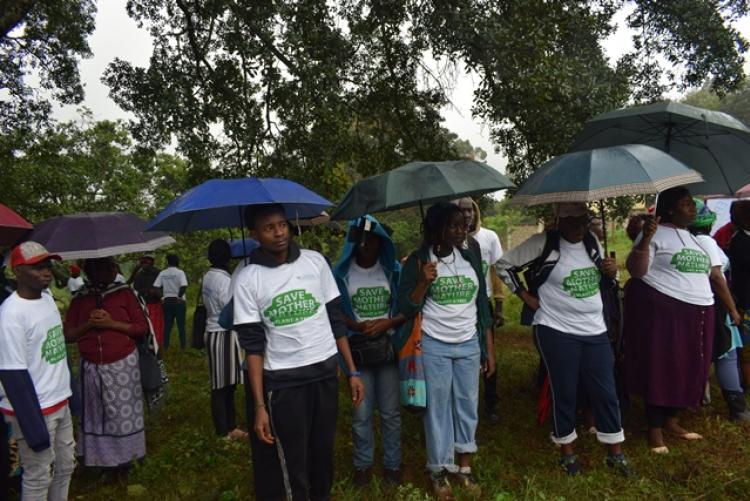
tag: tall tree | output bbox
[0,0,96,137]
[0,114,187,222]
[104,1,748,196]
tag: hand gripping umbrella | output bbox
[330,160,515,220]
[510,144,704,253]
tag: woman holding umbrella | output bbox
[64,257,149,480]
[625,186,742,453]
[496,202,631,476]
[397,202,494,498]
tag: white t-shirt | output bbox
[154,267,188,298]
[638,225,718,306]
[67,276,84,294]
[472,227,503,296]
[696,234,728,271]
[421,248,479,343]
[346,261,391,322]
[233,250,339,371]
[0,292,72,412]
[202,268,232,332]
[534,239,607,335]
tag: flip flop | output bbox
[674,432,703,440]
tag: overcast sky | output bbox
[54,1,750,174]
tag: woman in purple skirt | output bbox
[624,186,742,454]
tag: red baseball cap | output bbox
[10,241,61,268]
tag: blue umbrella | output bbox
[229,238,260,258]
[145,178,333,232]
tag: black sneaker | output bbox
[353,468,371,488]
[384,467,402,485]
[453,471,481,496]
[430,470,454,500]
[559,454,581,476]
[606,454,636,478]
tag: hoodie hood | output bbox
[333,215,401,332]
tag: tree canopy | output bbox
[0,0,96,137]
[102,0,749,189]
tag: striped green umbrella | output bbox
[510,144,703,206]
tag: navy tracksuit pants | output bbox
[534,324,624,445]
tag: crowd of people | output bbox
[1,187,750,500]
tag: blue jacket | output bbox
[332,215,401,337]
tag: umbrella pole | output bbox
[419,200,425,219]
[239,207,248,264]
[599,200,609,256]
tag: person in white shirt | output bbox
[233,203,363,500]
[497,202,631,477]
[154,254,188,350]
[397,202,495,499]
[202,239,247,440]
[625,186,742,454]
[333,216,405,487]
[0,241,75,500]
[66,264,84,294]
[687,199,749,422]
[455,197,504,423]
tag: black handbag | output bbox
[138,341,163,392]
[348,333,394,367]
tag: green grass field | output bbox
[13,229,750,500]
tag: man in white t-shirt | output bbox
[455,197,504,422]
[66,264,84,294]
[0,241,75,500]
[233,203,364,501]
[154,254,189,350]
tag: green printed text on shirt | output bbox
[41,324,66,364]
[352,286,390,318]
[670,248,710,274]
[429,276,477,305]
[264,289,321,327]
[562,267,600,299]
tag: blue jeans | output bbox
[422,333,480,474]
[163,298,187,350]
[351,363,402,470]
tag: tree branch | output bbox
[0,0,36,39]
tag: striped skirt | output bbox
[205,330,243,390]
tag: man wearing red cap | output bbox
[0,241,75,500]
[67,264,84,295]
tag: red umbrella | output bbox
[0,203,32,247]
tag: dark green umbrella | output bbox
[330,160,515,220]
[571,102,750,195]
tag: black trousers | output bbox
[247,376,339,501]
[0,417,8,501]
[210,385,237,436]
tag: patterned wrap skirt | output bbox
[78,349,146,467]
[205,330,243,390]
